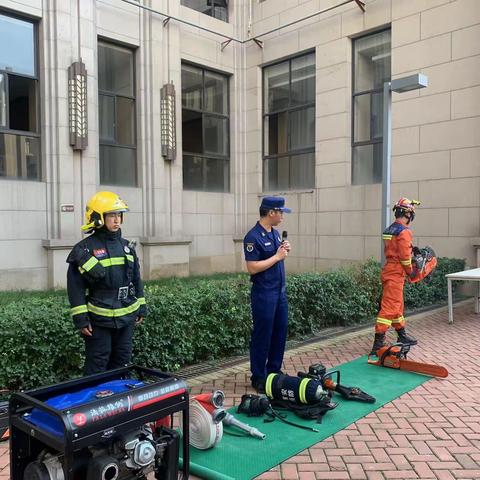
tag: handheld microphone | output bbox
[282,231,288,243]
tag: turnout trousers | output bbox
[250,287,288,382]
[83,322,135,375]
[375,264,407,334]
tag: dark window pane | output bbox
[182,64,203,110]
[353,93,371,143]
[99,94,115,142]
[182,109,203,153]
[291,53,315,106]
[264,61,289,113]
[263,156,290,191]
[98,43,134,96]
[0,133,40,179]
[204,157,229,191]
[116,96,135,145]
[9,75,37,132]
[352,143,382,185]
[264,112,288,155]
[100,145,136,186]
[372,92,383,140]
[354,30,391,92]
[289,107,314,151]
[181,0,228,21]
[213,4,228,21]
[0,14,35,76]
[204,70,227,114]
[290,152,315,189]
[183,154,204,190]
[204,115,227,156]
[0,74,6,127]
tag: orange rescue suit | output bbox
[376,221,413,334]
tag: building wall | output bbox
[247,0,480,271]
[0,0,479,289]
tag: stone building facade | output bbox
[0,0,479,289]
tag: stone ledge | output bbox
[42,238,78,250]
[139,236,192,246]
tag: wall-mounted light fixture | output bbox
[161,82,176,161]
[68,61,88,150]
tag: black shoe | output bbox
[396,327,417,346]
[251,378,266,394]
[370,333,386,356]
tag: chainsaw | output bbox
[368,343,448,378]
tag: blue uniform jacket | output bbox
[243,222,286,292]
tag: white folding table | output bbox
[445,267,480,324]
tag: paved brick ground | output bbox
[1,302,479,479]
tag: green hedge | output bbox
[0,257,465,391]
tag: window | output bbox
[98,42,136,186]
[352,29,391,185]
[182,64,230,192]
[181,0,228,22]
[0,13,40,180]
[263,52,315,191]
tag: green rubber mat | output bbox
[180,355,432,479]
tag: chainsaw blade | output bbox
[398,359,448,378]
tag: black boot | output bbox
[370,333,386,356]
[396,327,417,346]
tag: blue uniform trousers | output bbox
[250,287,288,382]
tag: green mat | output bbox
[180,356,431,480]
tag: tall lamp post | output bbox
[381,73,428,263]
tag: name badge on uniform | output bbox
[264,242,271,246]
[246,243,254,253]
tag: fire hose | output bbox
[186,390,266,449]
[188,399,224,450]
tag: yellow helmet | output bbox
[81,191,129,232]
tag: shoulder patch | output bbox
[384,222,408,236]
[246,243,254,253]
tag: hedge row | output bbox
[0,257,464,391]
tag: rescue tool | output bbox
[368,343,448,378]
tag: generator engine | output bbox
[24,425,176,480]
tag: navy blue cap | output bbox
[260,196,292,213]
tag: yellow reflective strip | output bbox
[126,254,134,263]
[299,378,310,404]
[265,374,276,399]
[391,316,404,324]
[87,299,140,318]
[382,235,393,240]
[100,257,125,267]
[71,305,88,316]
[137,297,146,305]
[78,266,85,274]
[82,256,99,272]
[400,259,412,265]
[376,317,392,326]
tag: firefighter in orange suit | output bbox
[370,198,420,356]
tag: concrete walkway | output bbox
[1,302,479,479]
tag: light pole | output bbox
[381,73,428,263]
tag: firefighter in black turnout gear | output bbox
[67,191,147,375]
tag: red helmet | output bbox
[393,197,420,222]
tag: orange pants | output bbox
[375,265,406,334]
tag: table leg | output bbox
[476,281,480,314]
[448,278,453,324]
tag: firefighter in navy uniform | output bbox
[67,191,147,375]
[370,197,420,356]
[244,196,291,393]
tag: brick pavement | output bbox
[1,302,479,479]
